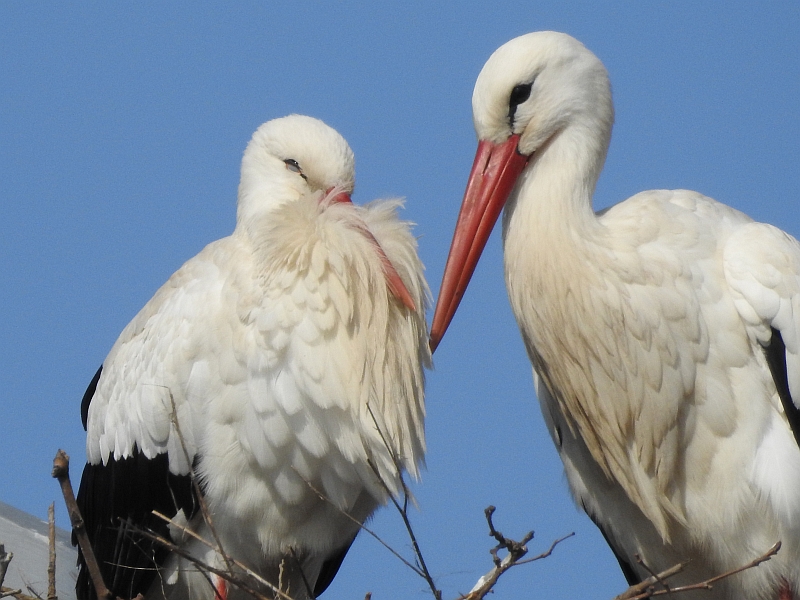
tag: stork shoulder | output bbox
[86,235,250,468]
[723,220,800,402]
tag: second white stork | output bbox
[76,114,430,600]
[431,32,800,599]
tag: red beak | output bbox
[325,188,417,312]
[430,134,529,352]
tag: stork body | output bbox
[76,115,430,600]
[431,32,800,599]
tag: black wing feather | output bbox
[81,365,103,430]
[76,450,197,600]
[76,369,198,600]
[313,536,357,597]
[764,327,800,449]
[583,501,640,586]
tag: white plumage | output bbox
[77,114,430,600]
[431,32,800,599]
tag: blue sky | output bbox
[2,3,799,599]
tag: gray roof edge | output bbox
[0,500,74,547]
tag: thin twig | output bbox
[287,549,314,600]
[661,542,780,596]
[634,553,669,589]
[300,479,425,578]
[0,552,40,600]
[164,389,234,576]
[0,589,41,600]
[515,532,575,566]
[613,541,781,600]
[51,450,111,600]
[21,580,42,600]
[366,459,441,600]
[365,405,442,600]
[135,529,271,600]
[151,509,229,598]
[47,504,56,600]
[613,562,689,600]
[149,513,297,600]
[134,527,296,600]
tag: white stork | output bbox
[430,31,800,599]
[76,114,430,600]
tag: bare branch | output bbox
[51,450,111,600]
[47,504,56,600]
[613,561,689,600]
[457,507,572,600]
[0,589,40,600]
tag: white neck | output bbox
[500,118,611,346]
[503,118,608,240]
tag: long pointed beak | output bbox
[326,188,417,312]
[430,134,529,352]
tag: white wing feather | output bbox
[513,190,786,535]
[725,222,800,404]
[515,188,800,594]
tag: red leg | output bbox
[213,574,228,600]
[778,578,794,600]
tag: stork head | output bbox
[472,31,611,155]
[237,114,355,223]
[236,114,417,311]
[430,31,613,351]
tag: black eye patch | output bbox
[508,82,533,124]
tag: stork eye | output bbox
[508,82,533,123]
[510,83,532,107]
[284,158,307,180]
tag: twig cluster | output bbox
[49,399,784,600]
[50,397,572,600]
[457,506,573,600]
